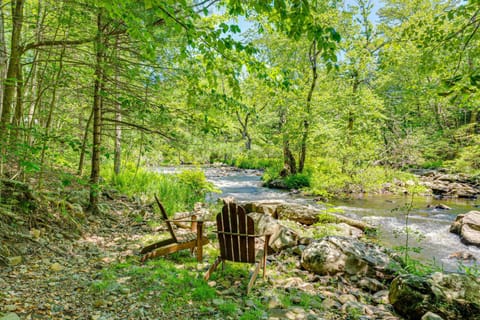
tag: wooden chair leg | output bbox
[263,235,270,279]
[196,221,204,262]
[204,256,222,281]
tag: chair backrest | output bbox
[154,194,177,243]
[216,202,256,263]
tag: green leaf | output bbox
[144,0,152,9]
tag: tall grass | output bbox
[104,164,218,214]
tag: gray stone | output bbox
[389,272,480,320]
[358,277,387,292]
[421,312,444,320]
[338,294,357,304]
[321,298,341,310]
[248,212,298,252]
[300,236,402,278]
[450,211,480,247]
[372,290,390,304]
[276,203,321,225]
[242,201,284,217]
[267,296,283,309]
[330,223,364,238]
[341,301,369,314]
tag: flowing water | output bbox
[157,165,480,272]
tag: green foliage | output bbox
[398,256,443,276]
[191,282,216,301]
[316,212,338,224]
[307,158,420,197]
[217,301,238,316]
[104,163,218,213]
[239,309,264,320]
[420,160,444,169]
[176,168,221,202]
[284,173,311,189]
[445,143,480,174]
[457,262,480,278]
[261,163,283,184]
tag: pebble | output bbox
[338,294,357,304]
[212,298,224,306]
[119,287,130,294]
[372,290,390,304]
[358,277,386,292]
[322,298,341,310]
[245,300,256,307]
[421,312,444,320]
[267,296,282,309]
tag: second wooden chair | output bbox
[140,195,209,262]
[204,200,270,294]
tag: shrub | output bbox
[284,173,311,189]
[104,164,218,213]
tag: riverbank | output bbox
[1,166,480,319]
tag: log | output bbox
[328,213,375,231]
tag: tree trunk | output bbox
[236,110,252,151]
[8,58,23,170]
[1,0,25,134]
[282,137,296,176]
[89,11,105,213]
[113,36,121,175]
[78,108,94,176]
[12,60,23,136]
[298,39,319,173]
[26,0,44,130]
[0,0,7,116]
[38,44,66,186]
[279,106,296,176]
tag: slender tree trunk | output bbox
[89,11,105,213]
[279,106,296,176]
[27,0,44,130]
[113,36,122,175]
[0,0,8,116]
[38,44,66,186]
[298,39,319,173]
[1,0,25,134]
[78,108,94,176]
[236,110,252,151]
[10,60,23,148]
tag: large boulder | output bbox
[275,203,321,225]
[450,211,480,247]
[243,201,321,225]
[420,173,480,198]
[389,272,480,320]
[242,200,285,217]
[247,212,299,252]
[300,236,402,279]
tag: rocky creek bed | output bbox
[1,167,480,320]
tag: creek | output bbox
[158,165,480,272]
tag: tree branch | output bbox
[23,37,95,52]
[102,118,174,141]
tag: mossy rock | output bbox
[389,272,480,320]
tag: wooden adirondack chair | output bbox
[204,200,270,294]
[140,195,209,262]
